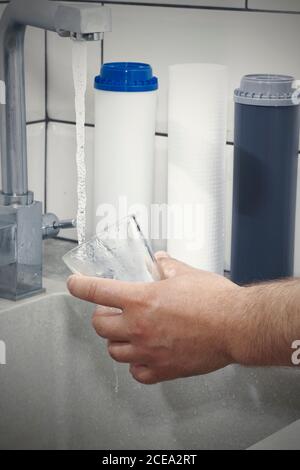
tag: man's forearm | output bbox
[228,280,300,367]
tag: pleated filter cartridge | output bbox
[167,64,228,274]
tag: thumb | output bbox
[155,251,194,279]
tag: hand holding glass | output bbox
[63,216,160,282]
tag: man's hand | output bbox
[67,252,240,384]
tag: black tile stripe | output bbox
[27,119,47,126]
[156,132,168,137]
[48,118,95,128]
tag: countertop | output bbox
[249,419,300,450]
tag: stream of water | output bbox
[72,43,120,393]
[72,41,88,246]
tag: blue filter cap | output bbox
[94,62,158,92]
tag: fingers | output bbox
[129,364,159,385]
[94,305,123,316]
[92,310,131,342]
[155,252,193,279]
[107,343,162,384]
[107,342,150,364]
[67,275,145,308]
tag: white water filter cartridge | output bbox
[167,64,228,274]
[93,63,158,236]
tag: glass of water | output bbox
[62,215,161,282]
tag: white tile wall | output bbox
[47,122,95,240]
[46,2,300,137]
[104,5,300,140]
[104,4,300,138]
[249,0,300,12]
[0,4,45,121]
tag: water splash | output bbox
[72,41,87,246]
[113,362,119,394]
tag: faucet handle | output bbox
[55,219,77,231]
[42,213,76,239]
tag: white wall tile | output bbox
[47,31,102,123]
[104,5,300,139]
[0,4,45,121]
[104,1,244,7]
[249,0,300,12]
[0,123,45,207]
[47,122,95,241]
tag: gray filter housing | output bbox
[231,74,300,285]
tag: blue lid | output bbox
[94,62,158,92]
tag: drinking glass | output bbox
[63,215,160,282]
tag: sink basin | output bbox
[0,289,299,450]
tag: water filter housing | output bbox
[167,63,228,274]
[93,63,158,236]
[231,74,300,284]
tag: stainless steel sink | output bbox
[0,283,299,449]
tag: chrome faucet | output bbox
[0,0,111,300]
